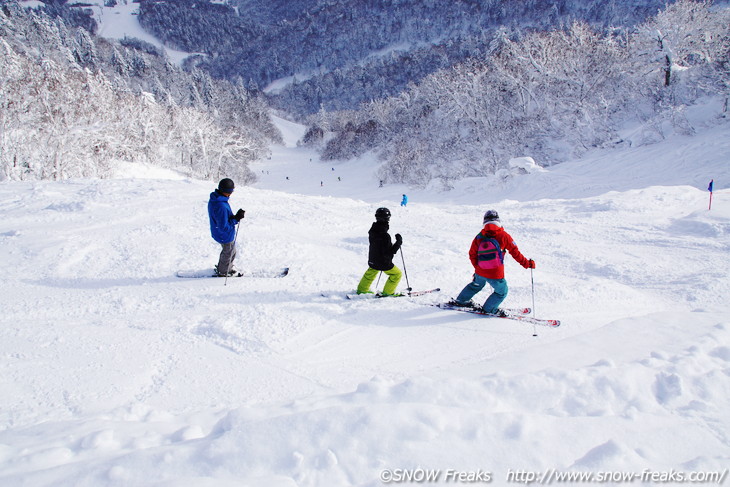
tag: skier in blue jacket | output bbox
[208,178,245,276]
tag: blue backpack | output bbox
[475,234,504,270]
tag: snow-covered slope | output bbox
[0,116,729,486]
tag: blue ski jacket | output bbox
[208,190,237,244]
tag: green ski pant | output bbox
[357,266,402,295]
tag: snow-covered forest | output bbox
[0,1,280,182]
[140,0,674,114]
[311,1,730,184]
[2,0,728,186]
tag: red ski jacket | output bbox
[469,223,530,279]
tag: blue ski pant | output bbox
[456,274,508,313]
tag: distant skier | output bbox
[401,194,408,207]
[449,210,535,316]
[356,207,403,296]
[208,178,246,277]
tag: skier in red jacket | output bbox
[450,210,535,316]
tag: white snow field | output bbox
[1,111,729,486]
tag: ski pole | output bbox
[224,222,241,287]
[400,247,412,293]
[530,267,537,337]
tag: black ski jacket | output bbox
[367,221,401,271]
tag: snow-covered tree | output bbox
[318,1,729,184]
[0,3,276,183]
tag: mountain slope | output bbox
[135,0,675,114]
[0,117,728,485]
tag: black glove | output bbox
[234,209,245,221]
[395,233,403,244]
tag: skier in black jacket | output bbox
[356,207,403,295]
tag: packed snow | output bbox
[1,110,729,486]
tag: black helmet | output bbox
[483,209,500,224]
[375,207,391,222]
[218,178,235,193]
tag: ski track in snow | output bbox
[0,114,729,485]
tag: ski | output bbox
[434,303,560,327]
[437,303,531,315]
[402,288,441,297]
[177,267,289,279]
[345,288,441,300]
